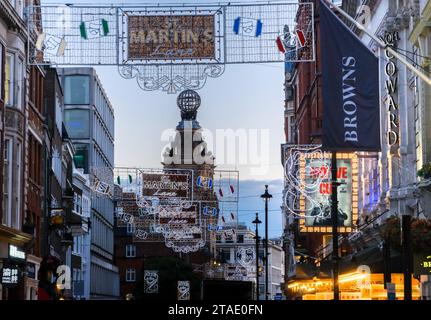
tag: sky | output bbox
[43,0,287,237]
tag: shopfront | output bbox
[287,272,421,300]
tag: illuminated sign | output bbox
[382,31,400,154]
[1,265,20,287]
[9,245,25,260]
[414,254,431,275]
[142,173,190,199]
[158,204,198,225]
[128,15,215,60]
[299,153,358,233]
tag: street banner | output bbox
[320,0,380,151]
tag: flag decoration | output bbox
[35,33,66,57]
[221,216,226,223]
[94,180,111,195]
[203,206,209,215]
[219,189,224,197]
[276,24,307,53]
[230,212,235,220]
[80,19,109,40]
[128,174,133,184]
[117,176,121,185]
[197,176,213,189]
[295,29,306,48]
[320,0,380,151]
[233,17,263,38]
[212,208,217,216]
[229,185,235,194]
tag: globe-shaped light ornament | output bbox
[177,90,201,121]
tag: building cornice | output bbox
[409,1,431,44]
[0,224,33,247]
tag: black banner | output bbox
[320,0,380,152]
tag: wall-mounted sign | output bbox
[9,245,25,261]
[142,173,190,199]
[177,280,190,300]
[1,265,20,287]
[414,254,431,275]
[128,15,215,60]
[299,153,358,233]
[381,31,400,155]
[144,270,159,294]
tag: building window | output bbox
[125,244,136,258]
[0,44,4,101]
[52,147,62,184]
[64,109,90,139]
[64,76,90,105]
[126,268,136,282]
[16,57,23,109]
[5,53,14,106]
[2,139,12,226]
[73,144,89,173]
[126,223,135,235]
[55,94,62,133]
[237,235,244,243]
[73,236,82,255]
[13,141,21,229]
[8,0,24,18]
[74,194,82,214]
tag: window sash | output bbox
[5,53,14,106]
[126,245,136,258]
[126,269,136,282]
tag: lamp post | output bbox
[261,185,272,300]
[252,212,262,301]
[331,152,340,300]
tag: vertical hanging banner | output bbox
[320,0,380,151]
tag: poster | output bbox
[304,158,353,228]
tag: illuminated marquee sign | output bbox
[128,15,215,60]
[299,153,358,233]
[142,173,190,199]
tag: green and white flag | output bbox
[80,19,109,40]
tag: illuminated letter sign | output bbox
[128,15,215,60]
[414,254,431,275]
[142,173,190,199]
[9,245,25,260]
[382,31,400,155]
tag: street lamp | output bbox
[261,185,272,300]
[252,212,262,301]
